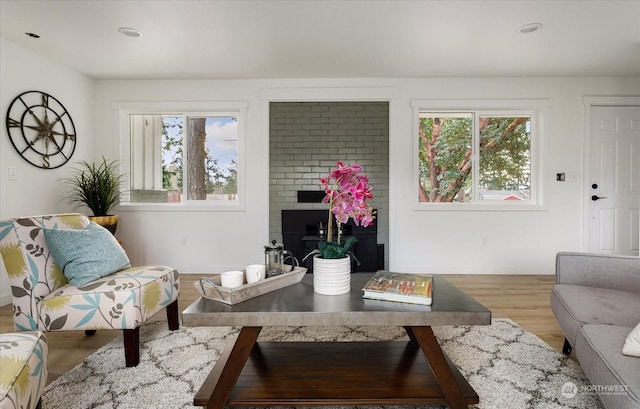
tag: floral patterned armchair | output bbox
[0,331,47,409]
[0,213,180,367]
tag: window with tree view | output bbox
[418,112,533,204]
[129,114,239,204]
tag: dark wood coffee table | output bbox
[182,273,491,409]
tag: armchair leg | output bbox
[562,338,572,355]
[166,300,179,330]
[122,301,177,367]
[123,327,140,367]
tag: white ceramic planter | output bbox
[313,255,351,295]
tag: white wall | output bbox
[392,77,638,274]
[92,79,270,274]
[2,37,640,307]
[94,76,640,277]
[0,38,94,306]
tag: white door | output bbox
[588,105,640,255]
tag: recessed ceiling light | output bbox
[25,32,40,39]
[118,27,143,38]
[517,23,543,34]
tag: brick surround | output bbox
[269,101,389,268]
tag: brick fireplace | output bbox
[269,101,389,270]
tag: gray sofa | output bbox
[551,252,640,409]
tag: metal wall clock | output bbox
[5,90,77,169]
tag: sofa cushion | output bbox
[575,324,640,409]
[44,222,131,287]
[551,284,640,346]
[623,323,640,357]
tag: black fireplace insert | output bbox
[281,209,380,273]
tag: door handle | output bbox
[591,195,607,201]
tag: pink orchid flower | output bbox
[321,161,374,243]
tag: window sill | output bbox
[117,202,246,212]
[413,203,547,212]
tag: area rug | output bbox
[42,318,603,409]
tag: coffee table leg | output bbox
[200,326,262,409]
[405,326,469,409]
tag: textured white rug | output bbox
[42,318,603,409]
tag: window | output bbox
[413,100,547,209]
[117,102,246,210]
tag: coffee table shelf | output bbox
[195,340,478,407]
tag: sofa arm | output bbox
[555,252,640,293]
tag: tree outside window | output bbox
[418,112,531,203]
[130,114,238,203]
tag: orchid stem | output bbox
[327,207,334,243]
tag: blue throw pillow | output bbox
[43,222,131,287]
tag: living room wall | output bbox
[1,37,639,307]
[0,38,95,305]
[91,76,640,278]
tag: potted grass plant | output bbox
[63,156,125,234]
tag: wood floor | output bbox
[0,273,567,387]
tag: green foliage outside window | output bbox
[419,113,531,203]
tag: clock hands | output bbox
[24,107,71,149]
[22,122,71,139]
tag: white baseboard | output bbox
[0,293,12,308]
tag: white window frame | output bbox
[114,101,247,212]
[411,99,549,211]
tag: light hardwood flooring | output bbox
[0,273,566,387]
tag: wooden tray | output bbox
[195,266,307,305]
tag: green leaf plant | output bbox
[63,156,125,216]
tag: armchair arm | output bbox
[555,252,640,293]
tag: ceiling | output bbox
[1,0,639,80]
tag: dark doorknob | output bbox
[592,183,598,189]
[591,195,607,201]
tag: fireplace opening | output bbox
[281,209,381,273]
